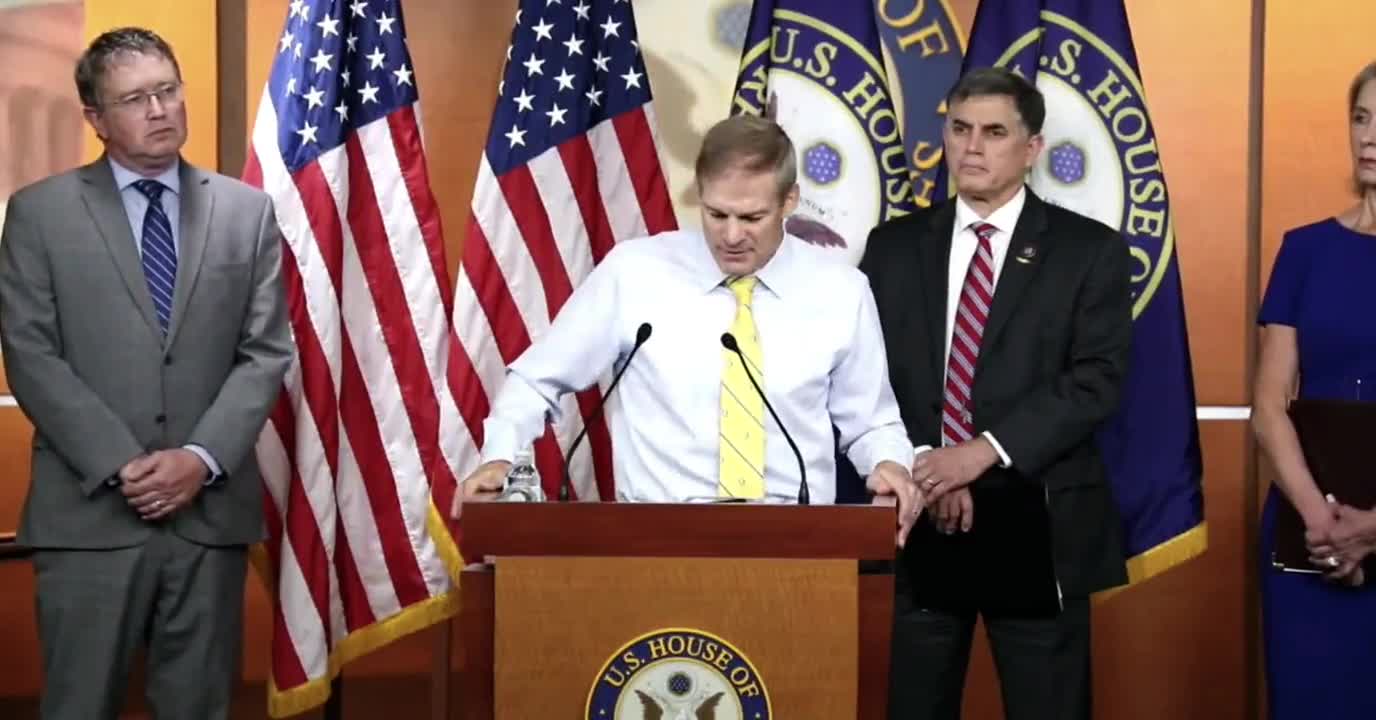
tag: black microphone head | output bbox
[636,322,652,344]
[720,332,738,352]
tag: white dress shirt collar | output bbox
[953,185,1027,237]
[690,230,806,299]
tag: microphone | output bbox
[720,332,809,505]
[559,322,653,501]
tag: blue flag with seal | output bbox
[730,0,915,266]
[962,0,1206,585]
[731,0,963,504]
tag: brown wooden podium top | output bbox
[461,501,897,562]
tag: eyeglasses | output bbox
[102,82,183,113]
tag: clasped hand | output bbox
[1305,500,1376,586]
[119,449,209,521]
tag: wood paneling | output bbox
[0,560,39,699]
[460,501,896,560]
[494,557,858,718]
[0,409,33,535]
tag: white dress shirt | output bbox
[480,229,914,504]
[914,187,1027,466]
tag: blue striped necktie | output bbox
[133,179,176,335]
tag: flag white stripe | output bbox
[524,145,605,497]
[323,145,440,600]
[587,119,647,241]
[471,158,552,336]
[277,546,328,680]
[355,119,452,391]
[335,423,404,618]
[526,146,596,286]
[252,89,345,393]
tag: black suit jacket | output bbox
[861,190,1132,606]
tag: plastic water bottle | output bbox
[500,448,546,502]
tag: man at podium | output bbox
[453,114,921,544]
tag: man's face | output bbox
[697,166,799,276]
[84,51,187,173]
[943,94,1043,203]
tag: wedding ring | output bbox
[1327,556,1340,568]
[152,498,164,510]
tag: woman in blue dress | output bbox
[1254,60,1376,719]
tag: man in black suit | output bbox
[863,68,1133,720]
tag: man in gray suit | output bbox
[0,27,292,719]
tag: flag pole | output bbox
[324,677,343,720]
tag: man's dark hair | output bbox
[75,27,181,109]
[945,67,1046,135]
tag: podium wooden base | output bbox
[456,502,896,719]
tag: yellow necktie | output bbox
[719,276,766,498]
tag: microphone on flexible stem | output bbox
[559,322,653,502]
[720,332,809,505]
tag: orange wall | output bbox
[1261,1,1376,290]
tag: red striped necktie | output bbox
[942,222,996,446]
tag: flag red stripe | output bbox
[278,196,341,481]
[558,136,616,264]
[495,165,617,494]
[334,516,378,630]
[342,135,443,481]
[386,108,454,318]
[271,591,309,690]
[461,215,532,364]
[445,329,490,453]
[283,445,333,644]
[273,245,336,643]
[292,162,346,298]
[336,329,431,606]
[534,426,565,499]
[612,109,675,234]
[573,389,616,501]
[496,165,574,314]
[288,166,429,609]
[260,396,306,688]
[243,152,264,191]
[557,139,618,499]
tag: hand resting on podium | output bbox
[452,459,512,520]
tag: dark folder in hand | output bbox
[1272,398,1376,573]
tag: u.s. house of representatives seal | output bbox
[585,628,771,720]
[994,12,1173,318]
[733,10,911,267]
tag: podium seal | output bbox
[585,627,772,719]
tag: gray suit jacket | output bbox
[0,157,293,549]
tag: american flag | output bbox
[241,0,462,714]
[451,0,675,506]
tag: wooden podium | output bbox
[456,501,897,718]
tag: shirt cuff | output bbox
[184,444,225,485]
[913,444,933,462]
[981,431,1013,468]
[846,428,914,477]
[479,417,520,465]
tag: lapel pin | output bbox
[1015,245,1038,264]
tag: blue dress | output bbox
[1258,218,1376,719]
